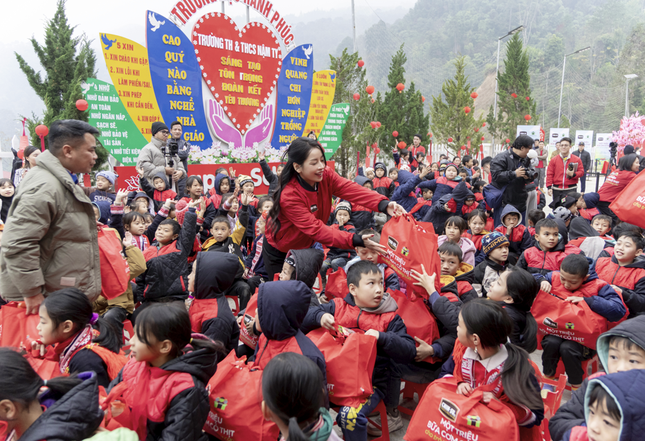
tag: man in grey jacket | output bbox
[137,121,186,194]
[1,120,101,314]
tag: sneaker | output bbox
[366,419,382,437]
[387,409,404,432]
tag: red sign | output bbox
[115,161,335,196]
[193,13,282,134]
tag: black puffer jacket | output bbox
[259,159,279,196]
[288,247,325,306]
[350,176,377,232]
[19,373,104,441]
[490,148,531,212]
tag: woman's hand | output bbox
[386,201,405,217]
[410,265,437,296]
[362,234,387,256]
[115,189,129,206]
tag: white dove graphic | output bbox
[302,45,313,60]
[149,12,165,32]
[81,82,92,95]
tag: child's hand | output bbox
[414,336,435,362]
[163,198,176,209]
[122,232,133,247]
[365,329,379,339]
[540,280,551,293]
[228,189,239,205]
[411,265,437,296]
[188,199,201,209]
[258,150,266,161]
[229,167,237,178]
[482,392,497,404]
[136,166,144,178]
[318,293,330,304]
[31,340,46,358]
[241,192,251,206]
[611,285,623,295]
[115,189,129,205]
[243,268,249,279]
[566,296,584,304]
[419,167,430,179]
[246,312,257,335]
[456,382,473,396]
[320,313,335,331]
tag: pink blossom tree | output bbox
[612,112,645,152]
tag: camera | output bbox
[521,157,538,180]
[161,138,179,168]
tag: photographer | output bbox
[137,121,186,195]
[490,134,537,226]
[546,136,584,207]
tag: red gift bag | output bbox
[307,327,377,407]
[204,352,279,441]
[99,382,133,431]
[238,294,259,349]
[388,289,441,364]
[609,171,645,228]
[0,302,40,349]
[325,267,348,300]
[98,226,130,300]
[26,355,62,380]
[531,290,608,350]
[404,377,519,441]
[379,213,442,299]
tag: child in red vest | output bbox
[438,242,478,303]
[302,261,416,440]
[34,288,126,387]
[462,209,490,265]
[373,162,396,197]
[517,218,582,276]
[137,166,177,212]
[495,205,533,264]
[537,254,626,388]
[107,302,218,441]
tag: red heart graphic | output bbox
[192,13,282,134]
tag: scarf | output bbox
[278,408,334,441]
[47,325,94,374]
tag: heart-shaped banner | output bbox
[192,13,282,135]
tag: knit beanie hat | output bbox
[238,174,254,188]
[583,192,600,209]
[482,231,510,256]
[375,163,387,172]
[95,170,117,186]
[175,199,189,225]
[151,121,169,136]
[335,201,352,215]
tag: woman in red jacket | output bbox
[597,153,639,224]
[264,137,403,279]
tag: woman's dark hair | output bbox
[123,211,146,229]
[512,135,534,150]
[467,209,487,224]
[135,302,221,358]
[262,352,326,441]
[461,299,543,409]
[588,384,621,422]
[0,178,14,189]
[445,216,468,233]
[0,348,83,405]
[185,175,204,194]
[158,218,181,236]
[41,288,121,353]
[23,146,40,168]
[506,267,539,353]
[619,153,639,171]
[268,137,325,236]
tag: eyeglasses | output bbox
[160,130,169,135]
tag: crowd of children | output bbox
[1,137,645,441]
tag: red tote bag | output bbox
[388,289,441,364]
[307,327,377,407]
[404,377,519,441]
[531,290,608,350]
[98,226,130,300]
[238,294,259,349]
[325,267,348,300]
[609,171,645,228]
[379,213,442,299]
[0,302,40,349]
[204,352,279,441]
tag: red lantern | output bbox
[641,118,645,125]
[376,121,381,128]
[392,131,399,138]
[76,99,88,111]
[353,93,360,101]
[447,137,453,143]
[470,92,478,99]
[370,121,377,129]
[397,141,407,149]
[511,93,518,98]
[366,85,375,95]
[474,128,479,132]
[524,114,532,121]
[357,60,365,67]
[422,96,426,102]
[464,106,471,114]
[371,98,375,104]
[396,83,405,93]
[428,133,433,138]
[481,136,485,141]
[526,96,530,101]
[505,138,511,143]
[35,124,49,152]
[466,136,470,139]
[482,122,486,127]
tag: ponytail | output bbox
[505,267,539,353]
[92,318,123,354]
[502,343,543,410]
[288,416,309,441]
[521,313,538,353]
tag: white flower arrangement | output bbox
[188,141,288,164]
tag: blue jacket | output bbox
[417,175,460,205]
[391,171,429,220]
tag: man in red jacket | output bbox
[546,137,584,206]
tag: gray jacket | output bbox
[0,150,101,301]
[137,137,186,185]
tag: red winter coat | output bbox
[546,154,584,189]
[266,167,388,253]
[579,207,600,221]
[598,170,637,202]
[517,242,583,276]
[595,255,645,317]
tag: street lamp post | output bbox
[624,74,638,118]
[492,25,524,149]
[558,46,591,127]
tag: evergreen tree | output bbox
[376,45,430,158]
[329,49,381,177]
[430,56,485,156]
[15,0,107,169]
[486,33,537,144]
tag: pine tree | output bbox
[486,33,537,144]
[15,0,106,168]
[430,56,485,156]
[376,45,430,157]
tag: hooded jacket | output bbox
[137,137,186,185]
[139,173,177,212]
[108,342,217,441]
[349,176,377,232]
[301,292,416,391]
[253,281,327,382]
[417,174,460,206]
[391,171,430,220]
[495,205,532,259]
[550,315,645,441]
[452,262,478,303]
[189,252,240,353]
[517,239,583,276]
[490,148,532,212]
[208,173,231,207]
[593,255,645,317]
[0,150,101,302]
[16,372,104,441]
[372,165,395,198]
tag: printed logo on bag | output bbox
[566,322,575,330]
[637,195,645,205]
[327,383,335,395]
[402,247,410,257]
[439,398,460,422]
[214,397,228,410]
[310,204,318,213]
[543,317,558,329]
[466,415,481,427]
[387,236,399,251]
